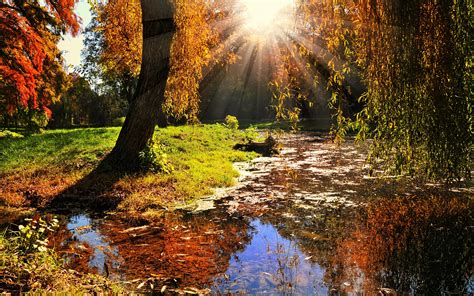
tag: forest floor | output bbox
[0,124,258,223]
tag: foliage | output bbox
[224,115,239,130]
[272,0,472,181]
[351,0,472,181]
[138,140,174,174]
[269,46,310,131]
[0,217,122,293]
[50,73,127,127]
[97,0,142,78]
[0,0,79,123]
[14,216,59,254]
[164,0,216,122]
[79,3,135,114]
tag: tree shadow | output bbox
[47,156,129,215]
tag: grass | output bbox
[0,124,258,214]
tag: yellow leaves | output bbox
[99,0,142,78]
[164,0,214,122]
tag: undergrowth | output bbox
[0,216,120,294]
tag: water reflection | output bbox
[327,196,473,295]
[50,193,472,295]
[46,134,472,294]
[213,220,327,295]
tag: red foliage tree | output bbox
[0,0,79,119]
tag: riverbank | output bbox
[0,124,258,222]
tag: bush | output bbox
[0,130,24,139]
[224,115,239,130]
[15,216,59,254]
[138,140,174,174]
[112,117,126,127]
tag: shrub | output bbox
[243,126,258,143]
[14,216,59,254]
[0,216,122,293]
[138,140,174,174]
[224,115,239,130]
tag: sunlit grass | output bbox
[0,128,119,173]
[0,124,257,211]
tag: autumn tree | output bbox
[102,0,221,170]
[273,0,472,181]
[0,0,79,128]
[95,0,141,103]
[104,0,177,170]
[79,1,138,119]
[163,0,216,122]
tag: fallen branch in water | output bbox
[234,136,281,156]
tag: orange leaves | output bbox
[0,0,78,117]
[164,0,215,122]
[98,0,142,78]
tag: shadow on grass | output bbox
[47,156,128,214]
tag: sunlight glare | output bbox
[242,0,295,33]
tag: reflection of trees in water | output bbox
[257,194,472,295]
[328,196,473,295]
[98,211,252,288]
[246,203,355,294]
[261,200,356,265]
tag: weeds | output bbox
[0,216,121,293]
[138,140,174,174]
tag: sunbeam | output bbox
[241,0,296,34]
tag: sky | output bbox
[57,0,93,71]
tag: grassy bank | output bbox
[0,124,257,217]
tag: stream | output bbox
[36,134,474,294]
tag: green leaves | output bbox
[138,140,175,174]
[15,216,60,255]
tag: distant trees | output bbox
[0,0,79,129]
[49,73,126,127]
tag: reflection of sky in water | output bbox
[67,215,119,276]
[214,219,327,295]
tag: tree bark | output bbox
[106,0,175,171]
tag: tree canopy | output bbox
[0,0,79,123]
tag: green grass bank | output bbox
[0,124,258,219]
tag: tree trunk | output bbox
[106,0,175,171]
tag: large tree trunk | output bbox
[106,0,175,171]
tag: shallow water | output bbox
[45,134,474,294]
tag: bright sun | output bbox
[242,0,295,33]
